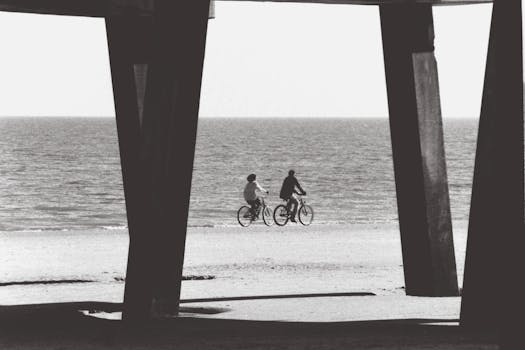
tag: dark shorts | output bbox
[284,194,298,202]
[246,199,261,208]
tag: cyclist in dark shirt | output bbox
[279,170,306,223]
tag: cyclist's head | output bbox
[288,169,295,176]
[247,173,256,182]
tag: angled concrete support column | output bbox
[106,0,210,322]
[141,0,210,318]
[106,15,154,322]
[380,4,459,296]
[460,0,524,334]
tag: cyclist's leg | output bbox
[289,194,299,221]
[246,200,257,217]
[254,198,262,217]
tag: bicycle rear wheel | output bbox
[237,206,253,227]
[262,206,273,226]
[273,204,289,226]
[298,204,314,226]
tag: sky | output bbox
[0,2,496,118]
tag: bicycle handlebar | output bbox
[282,194,307,201]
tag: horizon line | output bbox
[0,115,480,119]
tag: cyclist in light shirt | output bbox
[243,173,269,217]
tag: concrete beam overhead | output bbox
[0,0,492,18]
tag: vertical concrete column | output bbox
[106,0,210,322]
[460,0,524,335]
[106,15,154,322]
[140,0,210,318]
[379,4,459,296]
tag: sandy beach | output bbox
[0,222,470,304]
[0,222,499,349]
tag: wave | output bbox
[33,205,82,212]
[101,225,128,231]
[187,223,219,228]
[0,225,127,233]
[0,220,405,234]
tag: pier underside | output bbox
[0,0,492,18]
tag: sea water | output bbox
[0,117,478,232]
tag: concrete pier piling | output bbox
[106,1,210,322]
[379,4,459,297]
[106,15,154,322]
[460,0,525,334]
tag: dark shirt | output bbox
[279,176,304,199]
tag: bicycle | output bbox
[273,195,314,226]
[237,197,273,227]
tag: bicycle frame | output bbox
[251,196,267,217]
[284,194,306,207]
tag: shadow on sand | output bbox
[0,298,498,350]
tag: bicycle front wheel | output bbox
[262,206,273,226]
[273,204,289,226]
[298,205,314,226]
[237,206,253,227]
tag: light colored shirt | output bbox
[244,181,266,201]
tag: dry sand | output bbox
[0,222,498,349]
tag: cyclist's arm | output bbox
[294,179,306,195]
[256,182,269,194]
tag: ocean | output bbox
[0,117,478,232]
